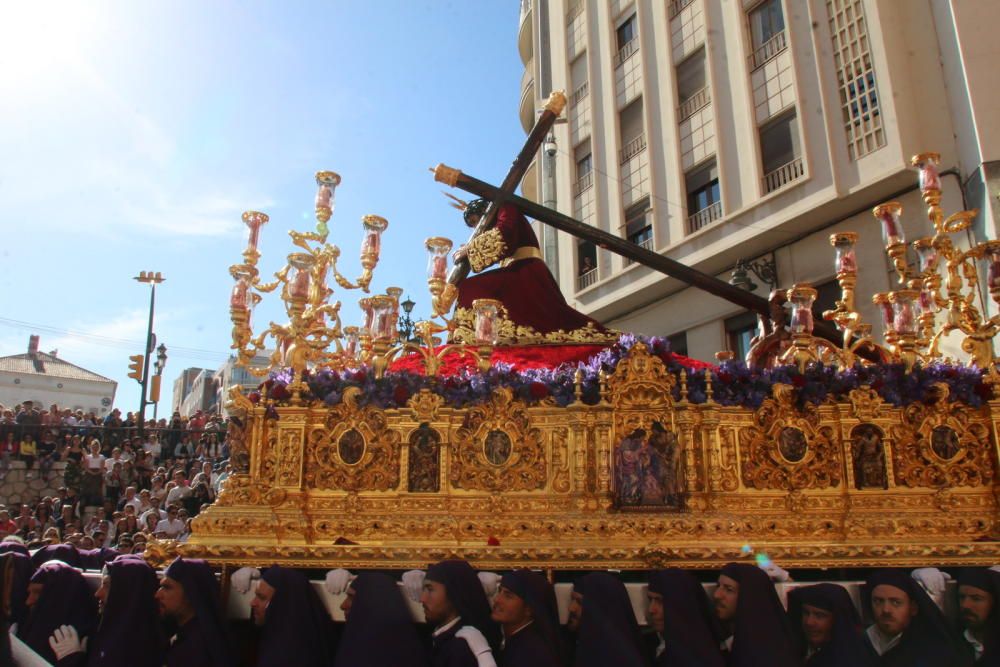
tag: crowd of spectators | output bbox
[0,400,233,552]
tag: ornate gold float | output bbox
[146,156,1000,571]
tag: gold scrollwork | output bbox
[451,388,546,492]
[306,401,402,492]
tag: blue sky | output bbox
[0,1,526,413]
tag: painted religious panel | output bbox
[931,425,960,460]
[338,428,365,465]
[851,424,887,490]
[613,421,682,509]
[408,422,441,492]
[483,429,513,466]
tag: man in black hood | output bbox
[787,583,875,666]
[862,568,969,666]
[713,562,799,667]
[421,559,501,667]
[955,568,1000,666]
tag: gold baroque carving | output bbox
[306,388,402,492]
[892,384,994,488]
[739,384,843,490]
[408,389,445,423]
[606,342,676,409]
[450,387,546,492]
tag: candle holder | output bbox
[228,171,389,402]
[820,232,887,368]
[872,202,908,284]
[779,284,833,372]
[887,289,921,371]
[314,171,341,238]
[425,237,455,316]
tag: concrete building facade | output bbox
[518,0,999,362]
[0,336,116,415]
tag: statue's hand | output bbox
[453,245,468,261]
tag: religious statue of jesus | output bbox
[452,198,607,337]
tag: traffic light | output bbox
[149,375,161,404]
[127,354,144,382]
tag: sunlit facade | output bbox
[518,0,1000,361]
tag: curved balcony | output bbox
[518,0,533,65]
[519,69,535,133]
[520,158,538,203]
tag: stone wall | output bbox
[0,460,66,507]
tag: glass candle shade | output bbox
[873,293,893,332]
[343,326,359,358]
[873,202,904,247]
[889,290,920,335]
[919,289,935,313]
[425,237,454,282]
[831,232,858,274]
[979,241,1000,290]
[786,285,817,335]
[360,215,388,260]
[242,211,269,252]
[386,287,403,316]
[314,171,340,211]
[912,237,939,276]
[359,297,375,335]
[912,152,942,192]
[369,295,396,340]
[230,272,253,311]
[287,253,315,300]
[472,299,502,345]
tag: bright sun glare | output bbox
[0,3,100,88]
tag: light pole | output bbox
[152,342,168,421]
[134,271,164,438]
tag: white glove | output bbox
[324,568,355,595]
[401,569,426,602]
[478,571,501,598]
[230,566,261,594]
[49,624,87,660]
[760,562,792,582]
[912,567,950,596]
[456,626,497,667]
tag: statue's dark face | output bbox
[465,213,480,228]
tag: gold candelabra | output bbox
[228,171,389,402]
[752,151,997,376]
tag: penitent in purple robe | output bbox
[18,560,97,666]
[87,556,164,667]
[647,569,724,667]
[163,557,234,667]
[572,572,648,667]
[334,572,428,667]
[257,566,337,667]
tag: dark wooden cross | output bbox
[432,97,861,355]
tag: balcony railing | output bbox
[577,267,598,291]
[624,236,654,265]
[572,81,589,105]
[614,38,639,68]
[748,30,787,70]
[687,200,723,233]
[619,133,647,165]
[573,170,594,197]
[677,86,711,121]
[667,0,695,19]
[762,157,805,194]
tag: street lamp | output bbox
[398,295,417,342]
[133,271,164,438]
[152,343,168,420]
[730,256,778,293]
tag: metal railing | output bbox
[614,38,639,68]
[618,133,647,165]
[668,0,695,19]
[762,157,805,194]
[677,86,711,121]
[623,236,655,265]
[573,171,594,197]
[577,268,599,291]
[748,30,787,70]
[687,200,723,233]
[572,81,589,105]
